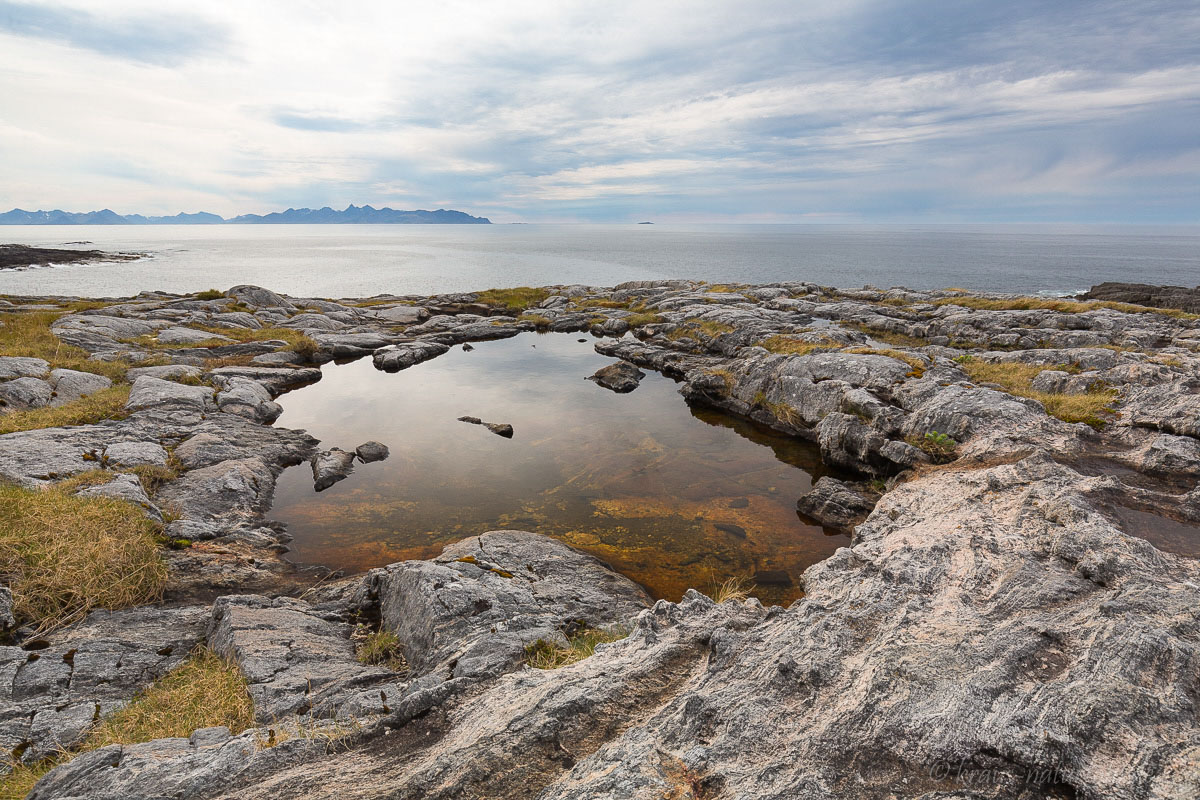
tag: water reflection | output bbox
[269,332,847,605]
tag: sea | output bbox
[1,223,1198,298]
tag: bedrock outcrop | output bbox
[3,281,1199,799]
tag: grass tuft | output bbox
[524,626,628,669]
[474,287,551,311]
[0,483,166,631]
[195,289,226,301]
[0,310,130,381]
[353,626,408,672]
[0,646,253,798]
[956,357,1117,429]
[625,312,665,327]
[712,575,755,604]
[0,385,131,435]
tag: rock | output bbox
[125,364,202,382]
[457,416,514,438]
[207,595,402,722]
[375,531,651,681]
[311,448,356,491]
[0,356,50,379]
[76,473,161,521]
[215,378,283,423]
[370,305,427,324]
[0,376,52,410]
[125,376,213,415]
[226,285,297,311]
[0,426,117,486]
[156,327,235,345]
[797,476,877,528]
[315,332,396,358]
[355,441,389,463]
[103,441,169,468]
[46,369,113,405]
[157,458,274,520]
[1083,281,1200,313]
[588,361,645,393]
[1,605,209,764]
[372,341,449,372]
[0,585,13,629]
[208,367,322,396]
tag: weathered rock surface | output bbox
[311,448,356,491]
[47,368,112,405]
[457,416,514,438]
[372,341,449,372]
[355,441,389,463]
[0,376,52,410]
[587,360,645,392]
[1083,281,1200,313]
[796,475,877,528]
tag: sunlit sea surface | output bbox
[2,223,1197,297]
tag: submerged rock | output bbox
[588,360,645,393]
[354,441,389,463]
[458,416,514,438]
[311,448,356,491]
[797,476,877,529]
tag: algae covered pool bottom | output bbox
[269,332,847,605]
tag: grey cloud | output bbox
[0,1,231,66]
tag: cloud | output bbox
[0,0,1196,221]
[0,1,231,66]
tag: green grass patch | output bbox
[474,287,552,311]
[0,384,131,435]
[956,358,1118,429]
[524,626,628,669]
[0,482,166,631]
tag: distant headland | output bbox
[0,205,491,225]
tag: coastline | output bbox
[1,279,1198,798]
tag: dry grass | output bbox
[956,358,1117,429]
[933,295,1198,320]
[194,289,226,301]
[665,319,734,341]
[845,323,928,348]
[759,335,836,355]
[844,347,927,376]
[704,368,736,393]
[524,626,628,669]
[517,313,552,329]
[474,287,552,311]
[625,312,665,327]
[0,310,130,382]
[574,298,630,310]
[0,483,166,631]
[0,646,253,798]
[0,385,131,435]
[712,575,755,604]
[354,627,408,672]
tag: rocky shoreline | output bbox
[1,280,1198,799]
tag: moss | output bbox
[474,287,552,311]
[0,385,132,435]
[524,625,628,669]
[0,482,167,631]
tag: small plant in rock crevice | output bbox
[524,625,628,669]
[911,430,958,464]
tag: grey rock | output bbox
[227,285,296,311]
[207,595,402,722]
[158,458,274,520]
[311,448,356,491]
[376,531,651,681]
[125,376,214,414]
[208,367,322,396]
[355,441,389,463]
[371,305,427,324]
[216,378,283,423]
[0,376,53,410]
[0,356,50,379]
[797,476,877,528]
[125,364,202,382]
[156,327,234,345]
[46,369,113,405]
[76,473,161,521]
[372,341,449,372]
[102,441,168,468]
[457,416,514,438]
[0,426,116,486]
[588,361,645,393]
[0,585,13,629]
[314,332,396,358]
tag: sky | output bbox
[0,0,1197,223]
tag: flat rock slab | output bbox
[0,605,209,763]
[374,530,652,681]
[47,369,112,405]
[125,376,214,414]
[206,595,402,722]
[372,341,449,372]
[156,327,234,345]
[588,360,645,393]
[0,376,52,410]
[0,356,50,379]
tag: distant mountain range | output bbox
[0,205,491,225]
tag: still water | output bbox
[269,332,846,605]
[2,223,1198,298]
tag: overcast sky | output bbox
[0,0,1197,222]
